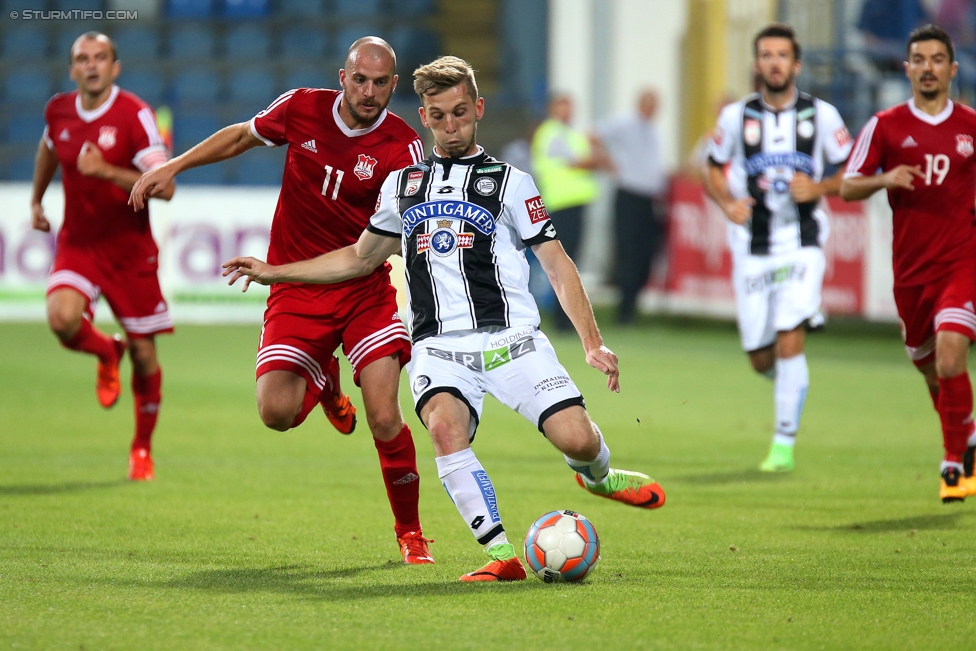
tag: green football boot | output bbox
[759,442,794,473]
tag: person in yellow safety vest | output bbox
[531,93,613,331]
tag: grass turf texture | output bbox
[1,318,975,650]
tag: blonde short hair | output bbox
[413,56,478,102]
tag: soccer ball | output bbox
[523,510,600,582]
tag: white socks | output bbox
[773,354,809,447]
[564,424,611,488]
[435,448,508,548]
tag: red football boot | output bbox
[128,447,154,481]
[397,531,435,565]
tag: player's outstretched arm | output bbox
[30,137,59,232]
[703,161,754,225]
[533,239,620,393]
[130,122,261,210]
[840,165,924,201]
[222,229,400,292]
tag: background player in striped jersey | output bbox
[31,32,176,481]
[841,25,976,502]
[705,24,853,473]
[130,38,433,563]
[222,56,666,583]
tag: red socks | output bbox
[132,368,162,452]
[63,319,116,362]
[289,388,318,429]
[374,425,422,537]
[938,372,973,463]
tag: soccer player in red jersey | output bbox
[842,25,976,502]
[130,38,432,562]
[31,32,175,482]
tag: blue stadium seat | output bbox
[55,0,101,9]
[172,68,220,102]
[388,0,434,15]
[225,24,270,60]
[284,66,332,91]
[5,116,48,145]
[5,69,53,103]
[168,25,216,59]
[280,26,328,58]
[166,0,212,17]
[335,24,380,57]
[174,112,222,149]
[113,27,159,61]
[178,163,227,184]
[334,0,379,16]
[238,155,283,185]
[4,153,38,181]
[223,0,268,17]
[122,70,165,106]
[2,27,48,61]
[277,0,323,17]
[228,70,276,102]
[388,27,439,67]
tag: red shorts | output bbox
[894,262,976,368]
[46,246,173,339]
[255,276,411,397]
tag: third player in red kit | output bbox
[130,38,433,562]
[843,25,976,502]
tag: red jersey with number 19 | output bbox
[250,88,424,298]
[845,100,976,287]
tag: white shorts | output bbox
[406,325,585,440]
[732,246,825,352]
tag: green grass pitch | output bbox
[2,318,975,649]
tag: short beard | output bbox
[344,94,382,128]
[763,76,792,94]
[920,88,939,100]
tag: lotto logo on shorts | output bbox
[525,196,549,224]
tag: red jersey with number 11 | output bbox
[250,88,424,295]
[845,100,976,287]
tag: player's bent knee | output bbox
[365,408,402,440]
[256,397,300,432]
[46,305,82,340]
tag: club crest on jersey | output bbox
[957,134,974,158]
[97,126,117,150]
[405,171,424,196]
[417,219,474,256]
[402,200,496,236]
[744,119,761,146]
[354,153,378,180]
[474,176,497,196]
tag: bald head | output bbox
[71,31,116,63]
[345,37,396,74]
[638,89,658,120]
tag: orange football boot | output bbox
[397,531,435,565]
[96,335,127,409]
[460,544,526,582]
[319,356,357,434]
[941,466,966,503]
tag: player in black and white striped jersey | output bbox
[222,56,667,583]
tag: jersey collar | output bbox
[75,84,119,123]
[908,98,954,125]
[332,94,388,137]
[759,88,798,113]
[431,145,487,165]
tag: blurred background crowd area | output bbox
[0,0,546,183]
[0,0,974,184]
